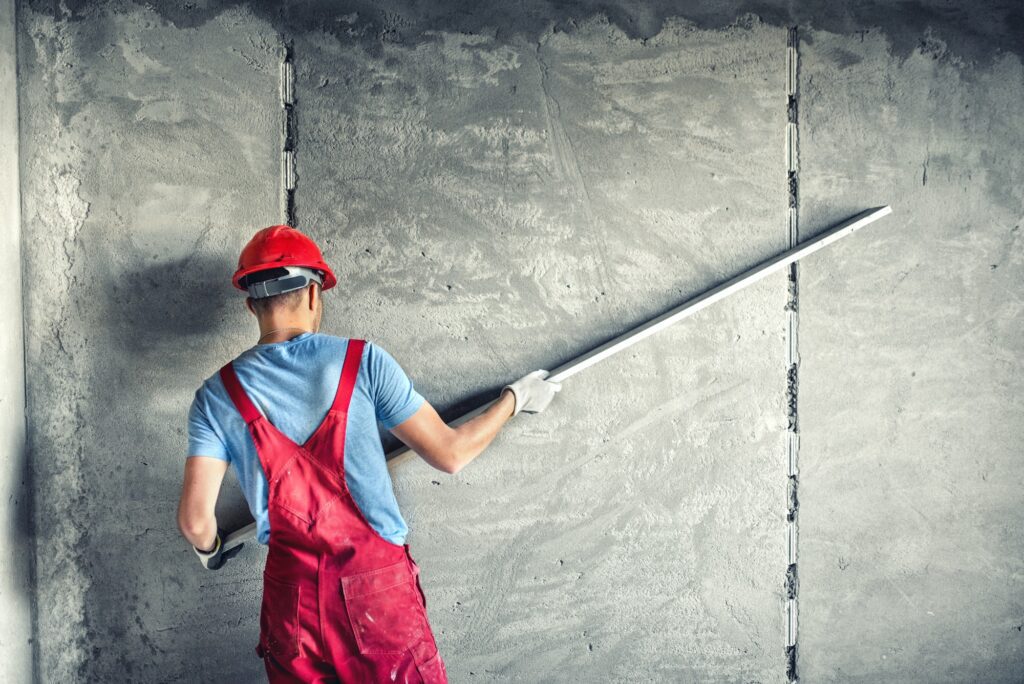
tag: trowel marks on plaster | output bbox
[298,13,789,683]
[298,13,787,344]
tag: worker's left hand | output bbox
[193,529,244,570]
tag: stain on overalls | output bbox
[219,338,448,683]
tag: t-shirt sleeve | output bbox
[187,387,229,461]
[367,341,426,429]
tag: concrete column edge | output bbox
[0,0,35,680]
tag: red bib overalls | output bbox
[219,338,448,683]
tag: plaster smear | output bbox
[297,13,788,682]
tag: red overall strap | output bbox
[332,338,365,414]
[219,362,263,424]
[218,338,365,425]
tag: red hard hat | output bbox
[232,225,337,292]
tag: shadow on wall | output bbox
[107,253,240,355]
[82,250,267,680]
[107,248,256,528]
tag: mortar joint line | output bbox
[280,40,297,226]
[785,24,801,684]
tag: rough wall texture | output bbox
[13,1,1023,682]
[295,15,788,682]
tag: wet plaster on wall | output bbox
[294,13,789,681]
[18,2,283,680]
[795,28,1024,683]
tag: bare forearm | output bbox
[449,390,515,473]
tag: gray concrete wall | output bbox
[795,27,1024,683]
[0,0,32,679]
[13,1,1023,682]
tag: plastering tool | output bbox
[221,206,892,552]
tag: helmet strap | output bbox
[244,266,324,299]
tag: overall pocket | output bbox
[341,560,426,655]
[258,573,301,660]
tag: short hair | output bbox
[249,287,312,316]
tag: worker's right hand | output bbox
[502,369,562,417]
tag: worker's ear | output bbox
[307,283,319,312]
[245,297,256,316]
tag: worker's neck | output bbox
[256,315,315,345]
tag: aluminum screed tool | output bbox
[220,206,893,553]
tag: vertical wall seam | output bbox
[280,41,297,226]
[784,25,801,684]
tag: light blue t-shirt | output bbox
[186,333,425,546]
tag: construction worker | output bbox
[176,225,562,683]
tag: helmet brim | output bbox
[233,259,337,292]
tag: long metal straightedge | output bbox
[222,206,892,552]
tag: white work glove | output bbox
[193,529,243,571]
[502,369,562,417]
